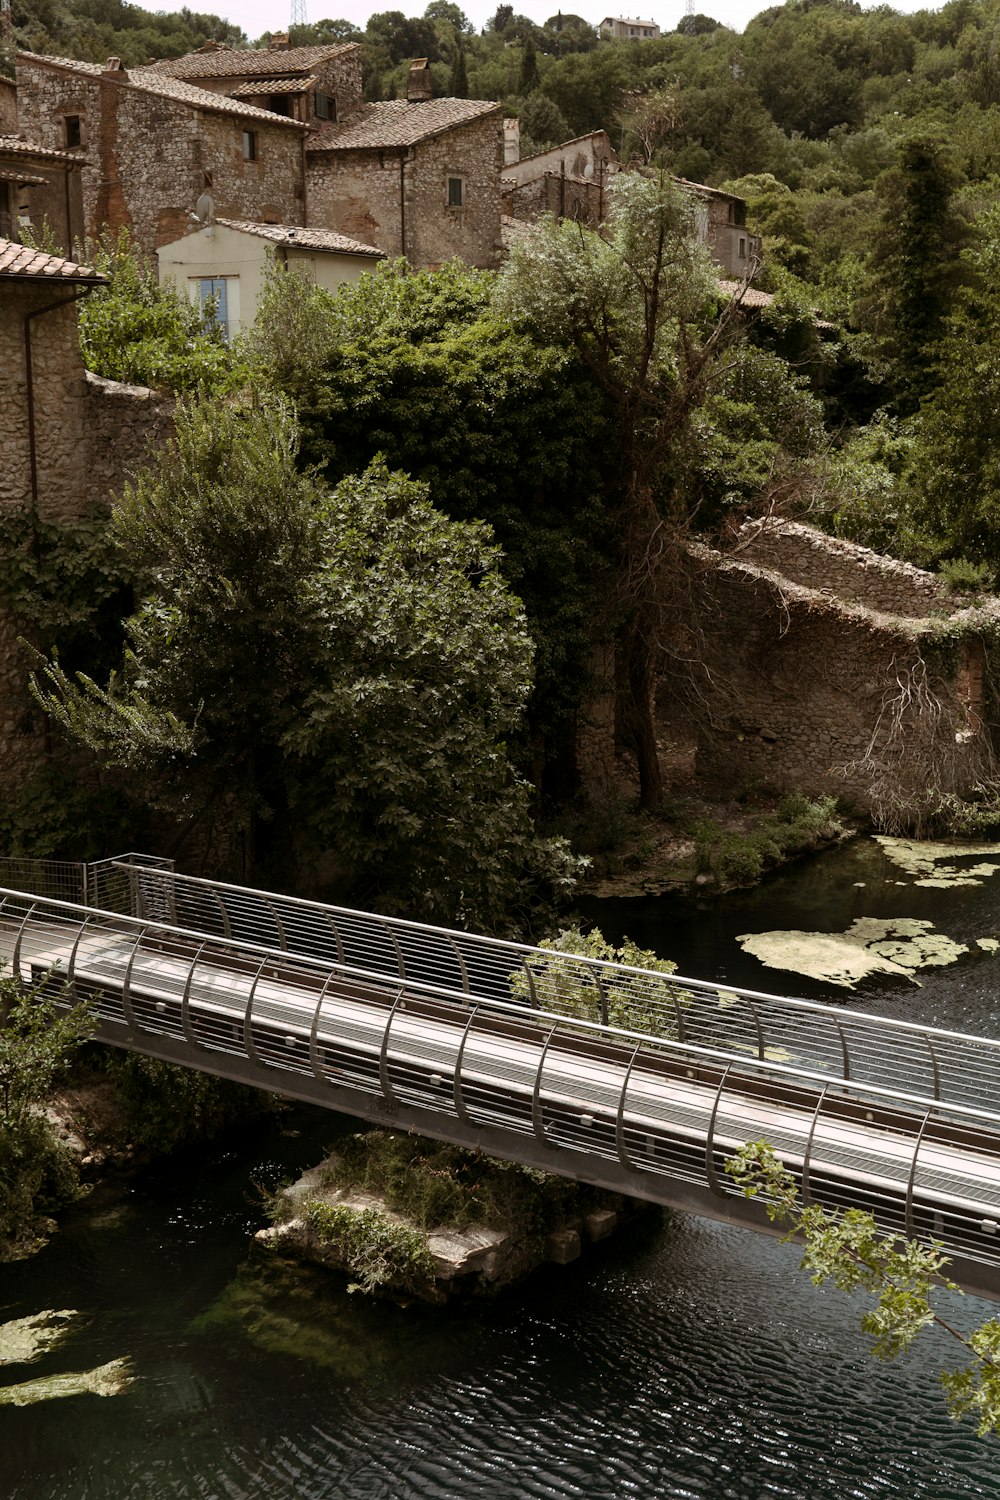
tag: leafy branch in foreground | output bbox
[726,1140,1000,1437]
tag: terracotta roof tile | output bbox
[0,237,105,281]
[214,217,384,257]
[16,52,307,128]
[228,77,316,96]
[145,42,357,79]
[0,133,87,164]
[717,280,774,308]
[308,97,500,152]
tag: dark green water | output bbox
[4,835,1000,1498]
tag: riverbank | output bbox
[563,787,852,901]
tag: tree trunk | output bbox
[622,629,662,811]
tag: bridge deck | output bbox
[5,895,1000,1297]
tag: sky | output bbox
[219,0,941,46]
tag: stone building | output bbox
[14,44,503,271]
[0,77,17,133]
[599,16,660,39]
[306,89,503,268]
[15,51,308,256]
[677,179,760,278]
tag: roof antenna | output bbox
[290,0,307,28]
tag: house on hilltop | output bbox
[599,16,660,39]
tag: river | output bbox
[3,834,1000,1498]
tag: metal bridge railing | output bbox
[3,883,1000,1280]
[0,857,88,906]
[89,856,1000,1123]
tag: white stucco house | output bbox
[156,217,385,338]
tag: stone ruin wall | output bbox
[687,523,998,813]
[734,518,946,617]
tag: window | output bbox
[194,276,237,342]
[63,115,82,148]
[739,236,747,259]
[447,176,464,208]
[0,182,10,239]
[315,91,336,121]
[267,94,291,116]
[241,129,258,161]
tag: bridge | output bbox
[4,853,1000,1297]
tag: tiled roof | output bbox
[0,133,87,164]
[0,166,47,184]
[717,280,774,309]
[214,218,384,257]
[228,77,316,96]
[0,237,106,281]
[145,42,357,79]
[308,97,500,152]
[16,52,307,128]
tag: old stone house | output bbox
[306,91,503,267]
[678,179,760,278]
[0,134,86,255]
[502,129,618,230]
[599,17,660,39]
[157,218,384,338]
[15,51,308,256]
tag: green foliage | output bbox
[0,764,136,862]
[79,230,248,394]
[249,258,614,776]
[692,795,844,888]
[0,505,130,675]
[320,1129,584,1237]
[285,461,583,929]
[509,924,681,1036]
[0,972,92,1255]
[33,393,579,927]
[100,1054,274,1153]
[302,1199,436,1296]
[726,1139,1000,1439]
[10,0,244,66]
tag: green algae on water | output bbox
[0,1357,133,1407]
[737,918,969,990]
[876,837,1000,888]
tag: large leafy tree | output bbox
[34,393,576,926]
[248,259,615,791]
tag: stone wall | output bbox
[735,518,947,617]
[0,282,88,521]
[307,109,503,268]
[0,79,18,132]
[83,372,174,507]
[502,171,606,228]
[686,531,1000,819]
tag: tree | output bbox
[0,971,92,1256]
[79,229,247,394]
[727,1140,1000,1438]
[449,33,469,96]
[33,393,579,926]
[518,34,540,94]
[494,173,735,809]
[858,137,974,412]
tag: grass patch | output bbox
[692,793,844,887]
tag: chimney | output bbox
[407,58,433,103]
[503,117,520,166]
[103,56,128,77]
[269,31,290,50]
